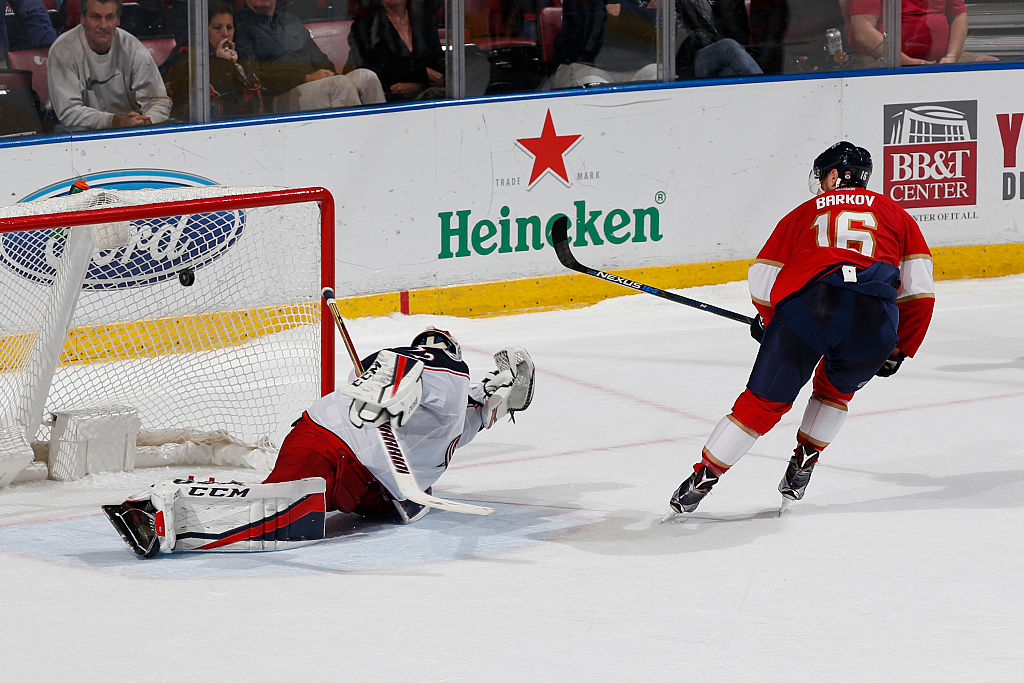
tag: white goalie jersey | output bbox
[305,345,486,500]
[100,340,534,557]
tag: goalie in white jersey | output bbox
[103,327,536,558]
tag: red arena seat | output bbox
[538,6,562,63]
[6,47,51,107]
[464,0,535,50]
[141,37,177,68]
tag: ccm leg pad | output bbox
[106,477,327,556]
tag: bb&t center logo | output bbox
[883,100,977,209]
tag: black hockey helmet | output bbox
[411,326,462,359]
[809,141,873,193]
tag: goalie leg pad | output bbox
[114,477,327,555]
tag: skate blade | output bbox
[778,497,792,516]
[660,509,688,524]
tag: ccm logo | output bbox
[187,486,250,497]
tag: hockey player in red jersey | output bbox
[669,141,935,515]
[103,327,536,557]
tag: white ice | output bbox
[1,275,1022,681]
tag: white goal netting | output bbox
[0,185,333,483]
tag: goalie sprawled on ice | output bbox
[103,328,536,558]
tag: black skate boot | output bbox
[392,487,431,524]
[779,445,820,501]
[669,466,720,514]
[102,500,160,558]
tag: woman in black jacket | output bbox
[346,0,447,101]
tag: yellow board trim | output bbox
[0,302,317,369]
[334,243,1024,319]
[333,258,754,319]
[930,243,1024,280]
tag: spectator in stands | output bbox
[346,0,488,101]
[0,0,57,67]
[748,0,846,74]
[46,0,171,130]
[671,0,762,79]
[848,0,998,66]
[234,0,385,113]
[346,0,445,100]
[161,2,263,120]
[547,0,658,89]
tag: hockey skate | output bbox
[779,445,820,501]
[392,487,432,524]
[666,465,719,518]
[102,500,160,558]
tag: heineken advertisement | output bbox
[438,201,662,259]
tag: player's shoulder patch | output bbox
[389,345,469,376]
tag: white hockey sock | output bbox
[703,414,759,469]
[797,394,848,450]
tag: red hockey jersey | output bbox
[748,187,935,357]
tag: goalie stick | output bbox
[550,216,755,325]
[320,288,493,516]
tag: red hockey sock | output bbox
[694,453,730,478]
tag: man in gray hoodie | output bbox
[46,0,170,131]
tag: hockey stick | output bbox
[550,216,755,325]
[320,288,493,516]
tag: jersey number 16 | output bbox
[814,210,877,257]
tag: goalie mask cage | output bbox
[0,185,335,485]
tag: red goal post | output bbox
[0,185,336,485]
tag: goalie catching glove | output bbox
[477,345,536,427]
[341,349,425,428]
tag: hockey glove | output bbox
[479,346,536,427]
[875,353,904,378]
[341,350,424,428]
[749,315,765,344]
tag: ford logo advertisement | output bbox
[3,170,244,290]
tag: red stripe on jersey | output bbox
[391,354,410,398]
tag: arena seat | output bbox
[307,20,353,72]
[464,0,535,50]
[538,6,561,63]
[65,0,79,28]
[141,37,176,68]
[6,47,50,107]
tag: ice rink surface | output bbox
[1,275,1022,681]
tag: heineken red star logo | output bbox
[516,109,582,188]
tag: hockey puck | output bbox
[179,268,195,287]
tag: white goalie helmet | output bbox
[411,326,462,359]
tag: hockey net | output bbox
[0,185,335,485]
